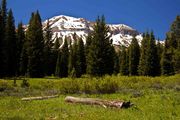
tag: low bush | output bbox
[95,78,119,94]
[83,80,96,94]
[0,81,8,92]
[0,74,179,95]
[60,80,81,94]
[21,79,30,88]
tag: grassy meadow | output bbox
[0,75,180,120]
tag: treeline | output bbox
[0,0,179,78]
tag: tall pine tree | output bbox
[55,38,69,77]
[146,32,160,76]
[44,19,54,76]
[68,38,78,77]
[26,11,44,77]
[19,41,28,76]
[75,38,86,77]
[86,16,115,76]
[161,39,175,75]
[16,22,25,76]
[3,9,17,77]
[120,46,129,75]
[113,51,120,75]
[168,16,180,73]
[0,0,7,77]
[129,36,140,76]
[138,33,149,76]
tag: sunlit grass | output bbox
[0,74,179,119]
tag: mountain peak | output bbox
[42,15,142,47]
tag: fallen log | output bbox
[65,96,133,109]
[21,95,59,101]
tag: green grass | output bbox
[0,75,180,120]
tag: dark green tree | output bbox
[3,9,17,77]
[0,9,3,77]
[55,39,69,77]
[157,40,163,74]
[51,37,60,75]
[68,38,78,77]
[138,33,149,76]
[167,16,180,49]
[1,0,7,25]
[0,0,7,77]
[174,47,180,73]
[129,36,140,76]
[16,22,25,75]
[146,32,161,76]
[113,51,120,75]
[86,16,115,76]
[75,38,86,77]
[168,16,180,73]
[55,50,61,77]
[120,47,129,75]
[19,42,28,76]
[68,40,73,75]
[161,40,175,75]
[54,37,60,49]
[26,11,44,78]
[44,19,54,76]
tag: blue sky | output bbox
[7,0,180,40]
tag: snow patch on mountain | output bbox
[42,15,143,47]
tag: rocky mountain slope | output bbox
[42,15,143,47]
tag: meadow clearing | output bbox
[0,75,180,120]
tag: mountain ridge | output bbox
[41,15,143,47]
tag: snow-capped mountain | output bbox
[42,15,143,47]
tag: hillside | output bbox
[42,15,143,47]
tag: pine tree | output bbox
[168,16,180,73]
[26,11,44,78]
[174,46,180,73]
[146,32,161,76]
[113,51,120,75]
[1,0,7,35]
[138,33,149,75]
[129,36,140,76]
[16,22,25,76]
[19,42,28,76]
[2,9,17,77]
[55,39,69,77]
[118,49,122,73]
[85,33,92,56]
[44,19,54,76]
[156,40,163,74]
[86,16,115,76]
[0,9,4,77]
[0,0,7,77]
[68,40,73,75]
[120,47,129,75]
[52,37,60,75]
[75,38,86,77]
[161,40,175,75]
[55,50,61,77]
[167,16,180,49]
[54,37,60,49]
[68,38,78,77]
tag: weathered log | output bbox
[21,95,59,101]
[65,96,133,108]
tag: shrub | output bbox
[21,79,30,88]
[174,85,180,91]
[60,80,81,94]
[150,82,163,90]
[0,81,8,92]
[83,80,96,94]
[95,78,119,94]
